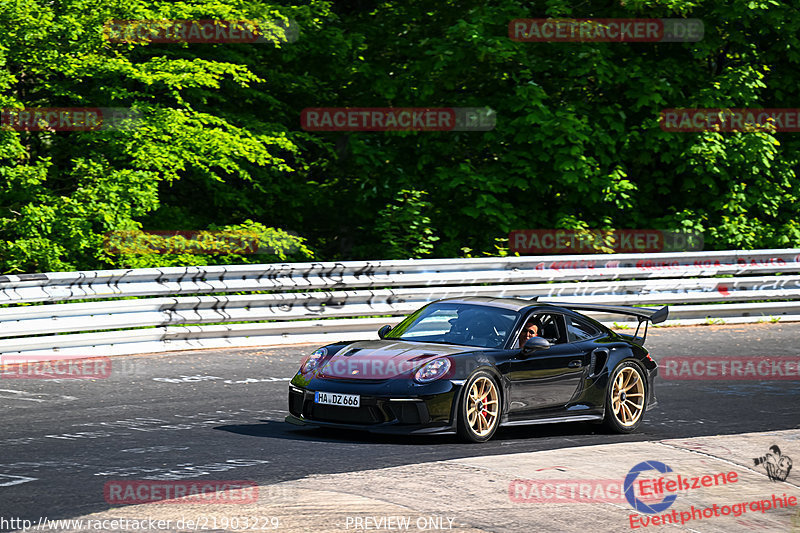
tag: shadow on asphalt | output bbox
[213,419,634,447]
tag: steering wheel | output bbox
[465,324,504,348]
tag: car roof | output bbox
[435,296,543,312]
[434,296,602,317]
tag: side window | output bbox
[532,313,567,344]
[567,316,601,343]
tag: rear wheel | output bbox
[603,362,646,433]
[457,371,501,443]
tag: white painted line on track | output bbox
[0,474,38,487]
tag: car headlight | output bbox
[414,358,451,383]
[301,348,327,374]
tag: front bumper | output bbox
[284,414,456,435]
[286,384,458,435]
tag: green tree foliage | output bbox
[1,0,799,274]
[326,0,800,256]
[373,189,439,259]
[0,0,315,272]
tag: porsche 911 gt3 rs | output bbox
[286,297,666,442]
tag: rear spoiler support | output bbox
[635,316,649,344]
[633,305,668,343]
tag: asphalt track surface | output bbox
[2,322,800,530]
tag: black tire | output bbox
[457,371,502,443]
[603,361,647,433]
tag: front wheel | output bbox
[603,362,647,433]
[457,371,501,443]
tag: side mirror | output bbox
[378,325,393,339]
[522,336,551,354]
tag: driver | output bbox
[515,318,540,349]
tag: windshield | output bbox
[385,302,520,348]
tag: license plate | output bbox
[314,391,360,408]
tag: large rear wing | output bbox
[535,300,669,343]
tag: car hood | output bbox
[317,340,475,380]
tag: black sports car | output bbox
[286,296,667,442]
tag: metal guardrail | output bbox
[1,248,799,356]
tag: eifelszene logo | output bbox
[625,461,678,514]
[624,460,739,516]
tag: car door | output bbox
[505,313,595,417]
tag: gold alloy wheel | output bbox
[466,376,499,436]
[611,367,645,426]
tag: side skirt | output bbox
[500,414,604,427]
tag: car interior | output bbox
[441,308,516,348]
[516,313,567,346]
